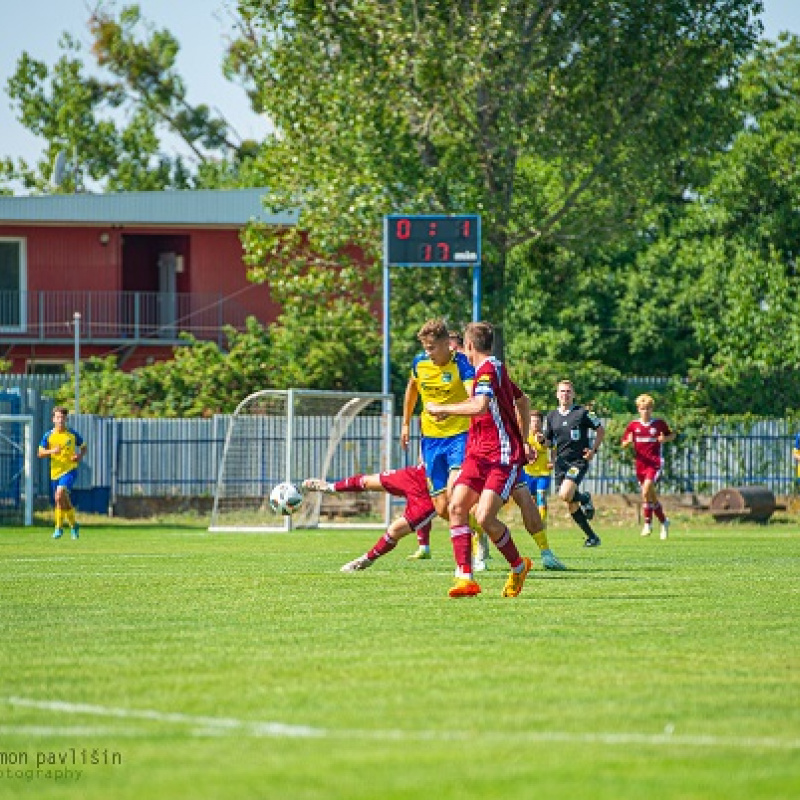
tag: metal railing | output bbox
[0,290,254,345]
[57,420,800,501]
[0,384,797,510]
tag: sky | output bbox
[0,0,798,178]
[0,0,270,171]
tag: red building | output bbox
[0,188,291,372]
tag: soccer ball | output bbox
[269,482,303,515]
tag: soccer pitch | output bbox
[1,518,798,800]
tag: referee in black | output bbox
[542,379,605,547]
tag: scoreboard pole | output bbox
[382,214,482,397]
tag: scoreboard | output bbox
[384,214,480,267]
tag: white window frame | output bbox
[0,237,27,333]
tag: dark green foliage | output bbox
[53,317,380,417]
[10,3,800,418]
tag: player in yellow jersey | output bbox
[515,410,565,570]
[522,410,551,527]
[401,319,475,559]
[38,406,86,540]
[793,432,800,493]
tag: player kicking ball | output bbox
[426,321,534,599]
[302,465,435,572]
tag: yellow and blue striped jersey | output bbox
[524,435,551,477]
[39,427,84,480]
[795,433,800,478]
[411,350,474,438]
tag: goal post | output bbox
[0,414,34,526]
[209,389,394,532]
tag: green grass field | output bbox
[1,514,799,800]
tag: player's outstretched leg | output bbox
[340,555,373,572]
[302,478,335,494]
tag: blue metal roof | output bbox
[0,188,297,226]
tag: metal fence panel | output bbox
[588,418,796,496]
[0,390,795,504]
[114,418,222,498]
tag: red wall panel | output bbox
[0,223,286,371]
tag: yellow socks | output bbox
[531,529,550,552]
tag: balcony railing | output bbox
[0,291,255,346]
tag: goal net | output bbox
[0,414,34,526]
[209,389,394,532]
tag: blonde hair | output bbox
[636,394,654,408]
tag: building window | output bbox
[26,361,68,376]
[0,238,26,331]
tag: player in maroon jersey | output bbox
[426,321,533,599]
[302,465,435,571]
[621,394,676,539]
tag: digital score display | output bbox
[385,214,480,267]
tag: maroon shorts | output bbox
[454,457,520,501]
[379,468,436,531]
[636,464,662,485]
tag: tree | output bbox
[619,35,800,414]
[54,315,381,417]
[1,4,260,193]
[229,0,762,379]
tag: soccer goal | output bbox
[209,389,394,532]
[0,414,34,526]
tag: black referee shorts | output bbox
[553,460,589,490]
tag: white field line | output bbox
[7,698,800,750]
[7,698,322,739]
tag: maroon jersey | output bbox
[623,418,673,470]
[466,357,525,466]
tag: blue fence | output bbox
[0,392,25,519]
[589,420,798,496]
[64,417,800,508]
[0,374,796,516]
